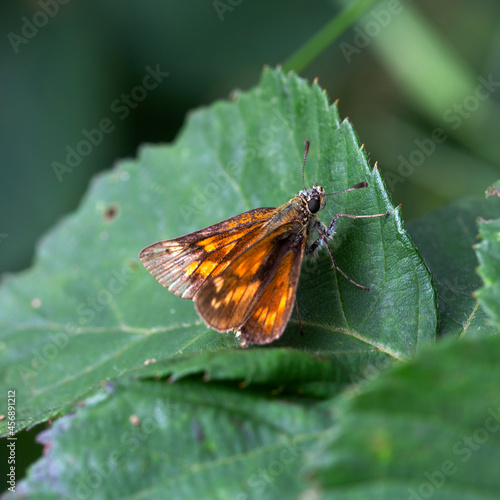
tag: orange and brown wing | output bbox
[237,247,304,345]
[139,207,276,300]
[195,222,306,344]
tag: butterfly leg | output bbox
[307,211,389,290]
[323,211,390,240]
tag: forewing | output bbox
[139,208,276,299]
[195,221,306,341]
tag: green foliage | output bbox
[307,334,500,500]
[0,68,434,436]
[475,192,500,329]
[1,68,498,499]
[407,196,500,338]
[13,380,332,499]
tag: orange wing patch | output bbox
[237,251,303,345]
[195,222,305,336]
[139,207,276,299]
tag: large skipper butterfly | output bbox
[139,141,389,346]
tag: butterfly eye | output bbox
[307,197,320,213]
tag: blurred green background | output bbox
[1,0,500,483]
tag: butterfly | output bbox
[139,141,389,347]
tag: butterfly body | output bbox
[140,184,328,345]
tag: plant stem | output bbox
[283,0,379,73]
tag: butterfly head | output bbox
[300,184,327,215]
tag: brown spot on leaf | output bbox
[104,204,119,221]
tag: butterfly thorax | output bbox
[263,184,326,240]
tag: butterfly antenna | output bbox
[325,181,368,197]
[302,140,310,190]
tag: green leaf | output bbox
[0,68,435,436]
[131,348,365,399]
[9,379,332,500]
[475,197,500,328]
[407,195,500,338]
[485,180,500,199]
[307,334,500,500]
